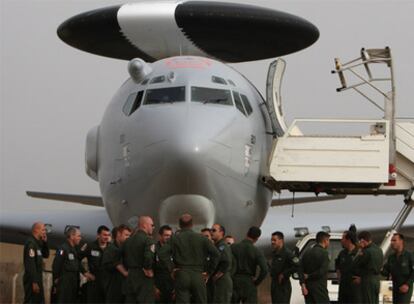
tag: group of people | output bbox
[23,216,414,304]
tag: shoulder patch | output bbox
[218,245,225,251]
[91,250,100,257]
[150,244,155,253]
[29,248,35,258]
[80,243,88,252]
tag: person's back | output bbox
[170,214,219,304]
[231,227,267,304]
[172,229,218,271]
[232,240,265,277]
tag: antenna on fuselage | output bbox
[128,58,153,83]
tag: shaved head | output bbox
[32,222,44,233]
[31,222,46,241]
[138,215,154,235]
[179,213,193,229]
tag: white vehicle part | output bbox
[270,119,390,183]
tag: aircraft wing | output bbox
[0,206,112,248]
[271,195,347,207]
[26,191,103,207]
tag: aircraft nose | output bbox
[174,105,233,176]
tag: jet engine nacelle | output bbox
[85,125,99,181]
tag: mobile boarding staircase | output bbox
[263,48,414,253]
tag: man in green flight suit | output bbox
[210,223,233,304]
[123,215,156,304]
[23,222,50,304]
[335,229,361,303]
[352,230,383,304]
[269,231,299,304]
[231,226,268,304]
[299,231,330,304]
[154,225,174,304]
[102,224,131,304]
[52,227,95,303]
[382,233,414,304]
[170,213,220,304]
[80,225,111,303]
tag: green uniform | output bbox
[123,230,155,304]
[382,249,414,304]
[102,242,126,304]
[154,241,174,304]
[170,228,220,304]
[80,240,107,303]
[231,239,268,304]
[300,244,330,304]
[212,239,233,304]
[52,241,85,303]
[335,247,362,303]
[353,242,383,304]
[23,236,49,303]
[269,246,298,304]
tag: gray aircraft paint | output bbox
[92,56,274,236]
[1,0,414,245]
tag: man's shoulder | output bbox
[216,240,229,252]
[107,242,120,252]
[281,246,293,256]
[24,236,37,248]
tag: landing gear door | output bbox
[266,58,288,137]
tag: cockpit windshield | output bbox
[144,86,186,105]
[191,87,233,106]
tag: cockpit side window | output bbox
[144,86,185,105]
[212,76,227,85]
[232,91,247,116]
[191,87,233,106]
[149,75,166,84]
[141,78,149,85]
[241,94,253,115]
[123,91,144,116]
[228,79,236,86]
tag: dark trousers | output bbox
[270,278,291,304]
[361,275,380,304]
[213,273,233,304]
[175,269,207,304]
[304,280,330,304]
[155,273,174,304]
[232,275,257,304]
[86,278,105,303]
[23,279,45,304]
[392,283,413,304]
[56,272,80,303]
[338,279,362,303]
[125,269,154,304]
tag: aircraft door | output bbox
[266,58,288,137]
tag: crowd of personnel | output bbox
[23,215,414,304]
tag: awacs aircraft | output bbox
[1,1,413,247]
